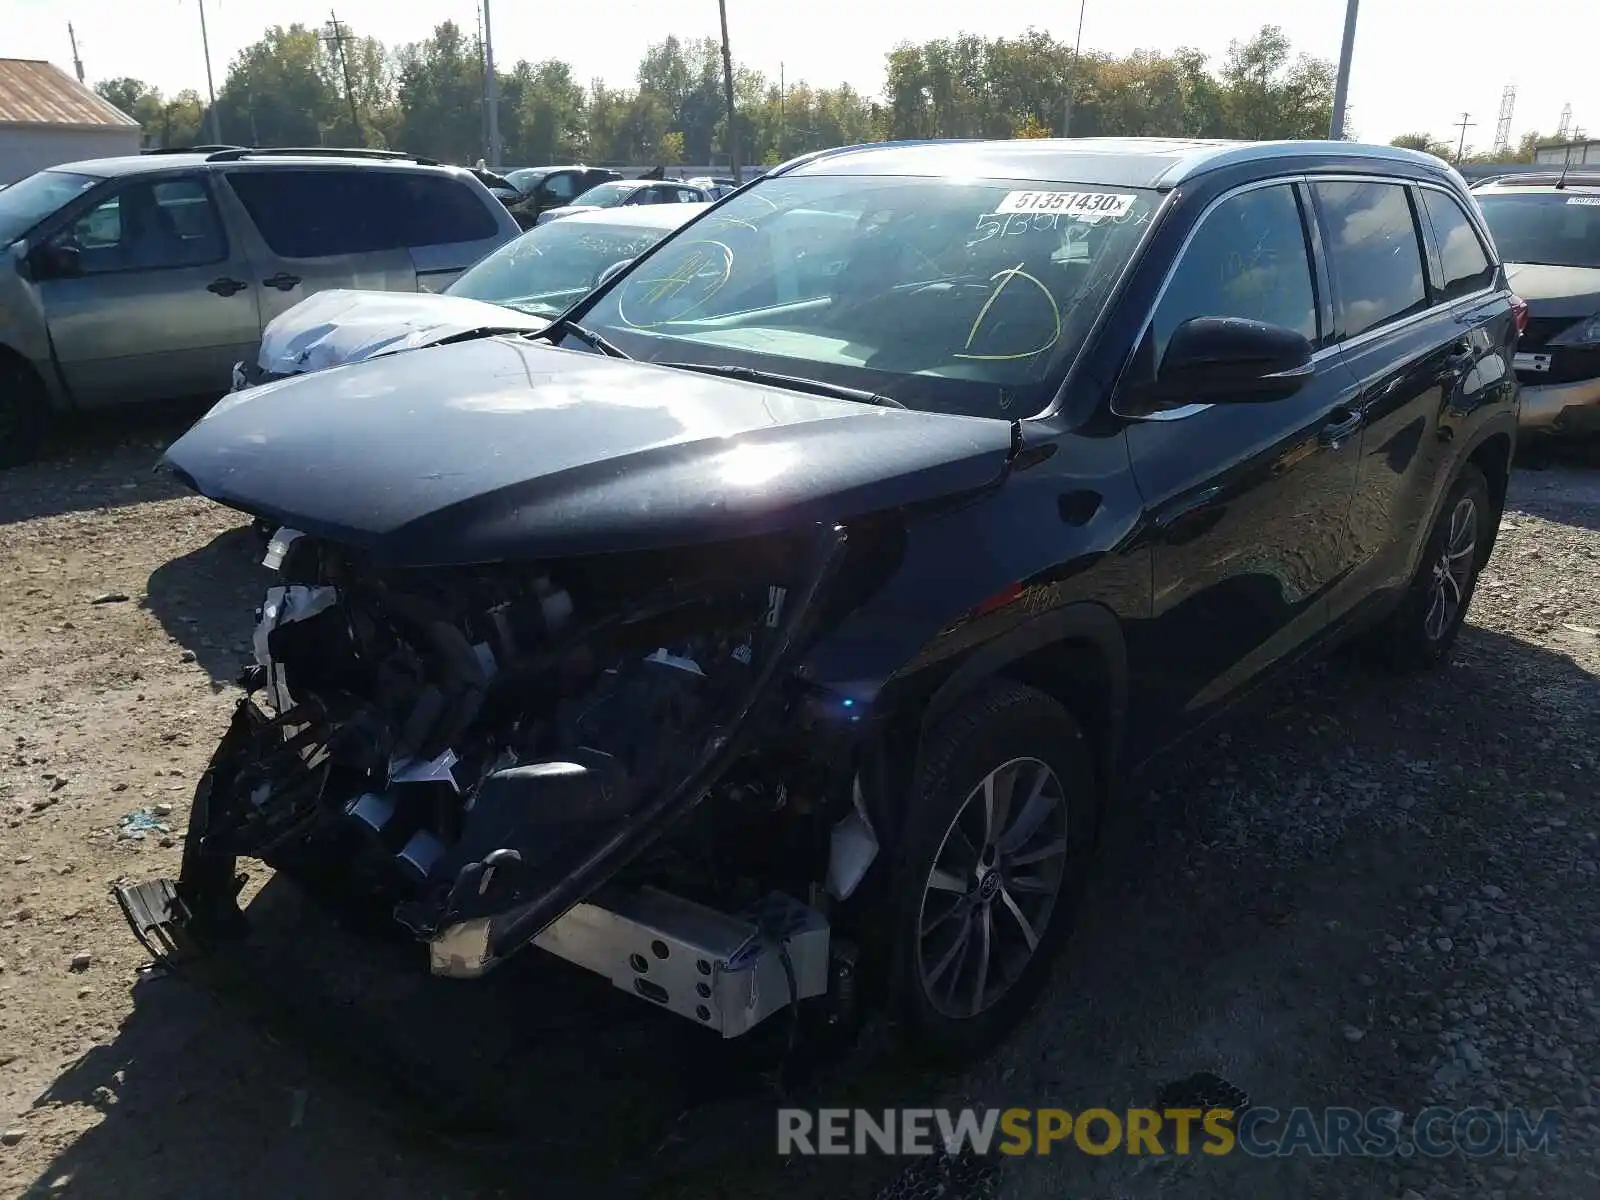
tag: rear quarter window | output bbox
[389,174,501,246]
[1420,189,1495,300]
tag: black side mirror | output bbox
[30,244,82,281]
[1147,316,1315,405]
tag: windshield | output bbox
[1477,192,1600,269]
[447,218,674,316]
[572,182,635,208]
[505,168,548,193]
[575,175,1161,419]
[0,169,101,246]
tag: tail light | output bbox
[1510,294,1529,338]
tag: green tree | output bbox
[394,22,484,162]
[1391,133,1452,159]
[212,25,349,147]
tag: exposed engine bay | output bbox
[116,521,883,1038]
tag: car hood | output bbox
[254,289,550,377]
[1504,262,1600,318]
[167,337,1015,567]
[537,206,589,223]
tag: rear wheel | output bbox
[1373,463,1493,670]
[0,356,50,469]
[891,680,1097,1059]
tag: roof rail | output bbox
[204,147,440,166]
[142,144,246,155]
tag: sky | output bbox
[12,0,1599,152]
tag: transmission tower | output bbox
[1492,85,1516,155]
[1556,103,1572,140]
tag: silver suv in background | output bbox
[0,147,519,466]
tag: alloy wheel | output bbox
[1424,496,1478,643]
[916,756,1070,1018]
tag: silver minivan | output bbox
[0,148,519,466]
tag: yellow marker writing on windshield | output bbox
[953,263,1063,362]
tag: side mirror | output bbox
[1147,316,1315,405]
[594,258,633,287]
[29,244,82,281]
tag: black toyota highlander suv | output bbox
[120,138,1520,1059]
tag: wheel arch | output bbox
[919,602,1129,807]
[1464,428,1512,562]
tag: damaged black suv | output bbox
[120,137,1519,1057]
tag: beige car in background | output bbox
[0,148,519,467]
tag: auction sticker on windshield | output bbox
[1566,196,1600,206]
[994,191,1137,219]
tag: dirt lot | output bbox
[1,422,1597,1200]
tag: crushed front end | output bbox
[116,521,876,1038]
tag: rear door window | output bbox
[226,169,397,258]
[1152,182,1319,362]
[1312,180,1429,339]
[1420,190,1495,300]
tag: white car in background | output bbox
[233,202,709,387]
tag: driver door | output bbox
[1121,179,1367,750]
[33,174,262,407]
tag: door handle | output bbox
[207,277,248,297]
[262,272,301,291]
[1318,408,1364,449]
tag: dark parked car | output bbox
[500,165,625,229]
[1473,170,1600,437]
[534,178,712,225]
[121,138,1519,1057]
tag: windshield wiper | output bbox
[655,362,906,408]
[531,315,631,359]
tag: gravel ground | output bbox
[0,424,1596,1200]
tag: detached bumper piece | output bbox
[433,887,830,1037]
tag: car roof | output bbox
[44,152,473,179]
[556,202,711,230]
[782,137,1458,190]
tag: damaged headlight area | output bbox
[117,521,881,1038]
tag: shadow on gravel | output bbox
[143,527,272,690]
[17,625,1597,1200]
[0,402,209,526]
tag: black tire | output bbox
[890,679,1097,1060]
[0,356,50,469]
[1373,463,1493,670]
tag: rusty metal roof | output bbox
[0,59,140,130]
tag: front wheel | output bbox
[1373,462,1493,670]
[891,680,1098,1059]
[0,357,50,469]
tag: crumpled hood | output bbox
[255,289,550,377]
[168,337,1015,567]
[1504,263,1600,319]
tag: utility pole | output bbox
[1328,0,1358,139]
[67,23,85,83]
[717,0,739,182]
[195,0,221,145]
[1453,112,1476,162]
[482,0,502,169]
[321,13,364,146]
[778,62,785,161]
[1062,0,1086,137]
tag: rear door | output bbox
[389,172,511,293]
[220,166,416,325]
[34,172,261,406]
[1312,178,1506,616]
[1121,178,1366,747]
